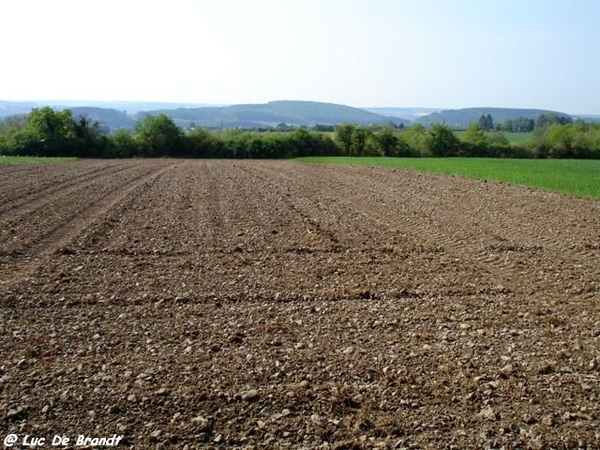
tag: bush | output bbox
[185,128,223,158]
[428,124,461,157]
[108,129,138,158]
[135,114,184,157]
[402,124,430,156]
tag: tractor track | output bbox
[0,162,175,285]
[0,161,133,216]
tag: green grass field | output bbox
[0,156,76,165]
[297,157,600,200]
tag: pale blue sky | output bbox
[2,0,599,113]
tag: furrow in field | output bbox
[25,161,416,303]
[3,160,597,304]
[0,163,71,192]
[0,161,121,204]
[348,166,597,297]
[71,161,190,255]
[352,165,599,297]
[248,163,476,293]
[0,162,175,286]
[319,165,522,286]
[247,163,382,249]
[0,161,132,216]
[0,164,156,257]
[234,163,347,251]
[256,162,599,298]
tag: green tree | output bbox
[500,118,514,132]
[428,124,461,157]
[486,114,494,131]
[72,115,107,157]
[186,128,222,158]
[12,107,76,156]
[0,134,8,155]
[373,127,399,156]
[0,116,24,155]
[371,127,414,157]
[464,123,487,147]
[478,115,488,131]
[535,113,571,129]
[402,123,430,156]
[545,124,575,158]
[335,123,355,155]
[134,114,183,157]
[478,114,494,131]
[108,129,138,158]
[350,126,373,156]
[533,122,571,158]
[514,117,535,132]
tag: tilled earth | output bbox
[0,159,598,449]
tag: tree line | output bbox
[0,107,598,159]
[476,112,574,133]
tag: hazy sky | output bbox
[2,0,599,113]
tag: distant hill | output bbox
[416,107,572,129]
[68,107,135,131]
[139,100,411,128]
[0,100,410,131]
[6,100,597,132]
[44,100,222,114]
[364,107,441,122]
[0,101,38,118]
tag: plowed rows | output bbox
[1,159,598,449]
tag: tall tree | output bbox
[134,114,183,157]
[486,114,494,131]
[428,124,461,157]
[350,126,369,156]
[373,127,399,156]
[478,114,488,131]
[335,123,355,155]
[479,114,494,131]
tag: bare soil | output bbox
[1,159,598,449]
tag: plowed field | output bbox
[1,159,598,449]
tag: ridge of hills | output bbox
[0,100,584,132]
[137,100,410,129]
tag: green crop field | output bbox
[297,157,600,200]
[0,156,76,165]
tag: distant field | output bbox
[455,131,534,144]
[0,156,76,164]
[297,157,600,199]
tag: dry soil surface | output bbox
[0,159,599,449]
